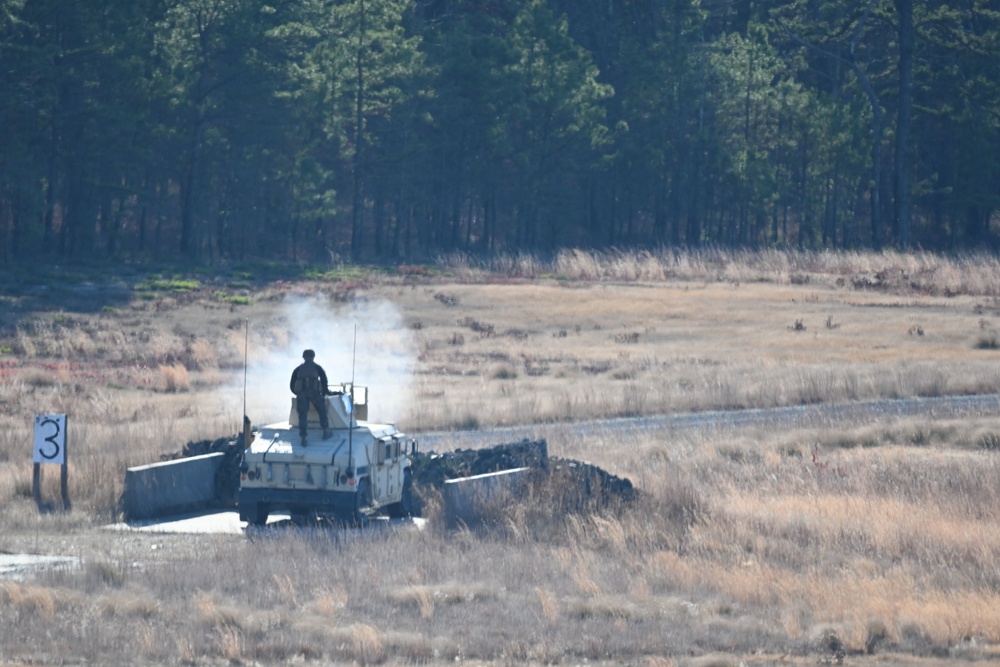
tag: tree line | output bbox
[1,0,998,264]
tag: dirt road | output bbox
[419,393,1000,451]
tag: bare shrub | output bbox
[1,582,57,622]
[865,618,892,654]
[458,316,495,336]
[504,327,530,340]
[975,331,1000,349]
[215,626,244,662]
[581,360,613,374]
[348,623,386,665]
[644,658,677,667]
[195,590,244,630]
[976,430,1000,451]
[85,557,127,588]
[383,632,434,662]
[145,331,185,363]
[535,586,560,626]
[272,573,298,606]
[159,363,190,392]
[248,638,307,664]
[305,586,347,617]
[12,472,33,499]
[621,382,646,416]
[23,369,57,388]
[524,359,549,376]
[912,367,949,397]
[490,365,517,380]
[434,292,459,307]
[187,337,218,370]
[389,585,435,619]
[15,328,37,358]
[95,591,160,619]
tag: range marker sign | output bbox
[33,413,67,465]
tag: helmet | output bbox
[302,349,316,359]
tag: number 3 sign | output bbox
[33,413,71,512]
[34,414,67,464]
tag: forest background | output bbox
[1,0,998,265]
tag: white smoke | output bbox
[238,295,416,426]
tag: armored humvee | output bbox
[239,383,414,525]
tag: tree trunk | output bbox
[351,0,366,261]
[181,119,204,256]
[894,0,913,248]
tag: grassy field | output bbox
[2,249,1000,666]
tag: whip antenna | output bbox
[351,322,357,387]
[243,319,249,418]
[242,319,251,449]
[348,322,358,477]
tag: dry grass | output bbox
[158,363,190,392]
[440,248,1000,296]
[402,277,1000,431]
[1,249,1000,665]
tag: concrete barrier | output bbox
[122,453,225,522]
[443,466,532,530]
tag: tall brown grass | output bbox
[2,414,1000,664]
[439,248,1000,297]
[2,250,1000,665]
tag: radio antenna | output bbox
[242,319,251,449]
[242,319,249,418]
[351,322,358,387]
[348,322,357,477]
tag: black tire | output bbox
[352,479,371,525]
[386,469,413,518]
[246,502,269,526]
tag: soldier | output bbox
[289,349,332,445]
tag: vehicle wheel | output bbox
[246,502,269,526]
[387,470,413,518]
[352,479,371,525]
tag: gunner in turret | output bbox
[290,349,332,445]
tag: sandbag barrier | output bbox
[146,435,638,520]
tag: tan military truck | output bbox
[239,384,414,525]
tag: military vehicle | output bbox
[239,383,414,525]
